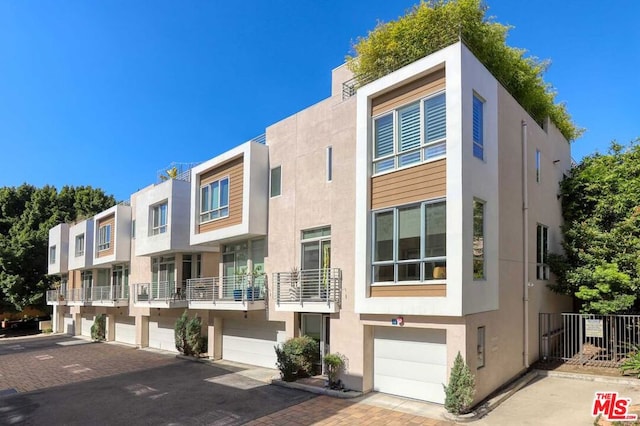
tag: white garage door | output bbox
[222,320,285,369]
[374,327,447,403]
[149,317,177,352]
[63,314,75,335]
[81,314,95,337]
[115,316,136,345]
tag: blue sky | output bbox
[1,1,638,201]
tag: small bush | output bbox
[324,353,346,388]
[174,310,189,354]
[175,311,204,357]
[186,316,204,357]
[443,352,476,415]
[275,345,298,382]
[90,314,106,341]
[43,328,53,334]
[274,336,320,381]
[620,346,640,378]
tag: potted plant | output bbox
[324,353,346,389]
[233,267,247,301]
[247,265,265,301]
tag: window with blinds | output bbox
[373,92,446,174]
[473,95,484,160]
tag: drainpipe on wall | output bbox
[522,120,530,368]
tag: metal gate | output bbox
[540,313,640,367]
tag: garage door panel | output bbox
[222,320,284,369]
[63,315,74,335]
[149,319,177,352]
[115,316,136,345]
[81,314,94,337]
[374,374,445,403]
[374,327,447,404]
[375,357,447,383]
[375,340,447,365]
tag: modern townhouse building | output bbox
[47,40,571,405]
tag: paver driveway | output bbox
[0,335,449,425]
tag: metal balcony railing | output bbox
[46,289,65,303]
[90,285,128,302]
[186,275,266,303]
[132,281,182,303]
[68,287,91,302]
[274,268,342,307]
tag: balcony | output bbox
[46,289,67,305]
[274,268,342,313]
[132,282,188,308]
[90,285,129,307]
[186,275,266,311]
[67,288,91,306]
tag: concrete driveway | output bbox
[476,373,640,425]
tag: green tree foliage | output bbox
[0,184,115,310]
[91,313,106,341]
[174,311,205,356]
[443,351,475,415]
[549,141,640,314]
[274,336,320,381]
[347,0,581,141]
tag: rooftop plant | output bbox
[347,0,582,141]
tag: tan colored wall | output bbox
[371,159,446,210]
[96,215,115,257]
[265,82,362,389]
[371,68,445,116]
[198,156,244,233]
[200,252,219,278]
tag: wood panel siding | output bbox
[370,284,446,297]
[198,156,244,234]
[371,159,446,210]
[96,215,115,258]
[371,68,446,117]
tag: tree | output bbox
[549,140,640,314]
[347,0,581,141]
[443,351,475,415]
[0,184,115,310]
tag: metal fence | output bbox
[540,313,640,367]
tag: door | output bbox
[115,316,136,345]
[152,257,175,298]
[148,315,177,352]
[301,313,330,373]
[301,228,331,300]
[81,314,95,337]
[63,314,75,335]
[373,327,447,403]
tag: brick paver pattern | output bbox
[246,396,454,426]
[0,340,175,392]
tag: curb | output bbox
[271,379,363,399]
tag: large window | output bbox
[473,199,485,280]
[302,227,331,271]
[473,94,484,160]
[373,92,446,174]
[270,166,282,197]
[151,202,168,235]
[372,200,446,283]
[75,234,85,257]
[98,224,111,251]
[200,177,229,223]
[49,246,56,264]
[537,224,549,280]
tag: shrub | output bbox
[174,310,189,355]
[274,336,320,381]
[90,314,106,342]
[620,346,640,378]
[186,316,204,357]
[175,311,205,357]
[324,353,346,388]
[443,351,475,415]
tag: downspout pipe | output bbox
[522,120,530,368]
